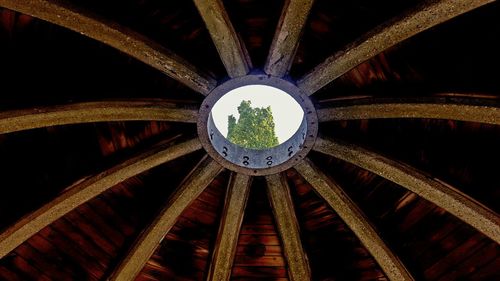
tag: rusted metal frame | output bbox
[317,98,500,125]
[193,0,251,78]
[0,100,199,134]
[0,138,203,259]
[266,173,311,281]
[294,159,414,281]
[297,0,494,95]
[207,173,252,281]
[264,0,315,77]
[109,156,223,281]
[313,137,500,244]
[0,0,216,95]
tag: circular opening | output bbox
[211,85,304,147]
[198,75,318,176]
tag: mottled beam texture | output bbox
[313,137,500,244]
[0,138,203,259]
[0,101,199,134]
[0,0,216,94]
[110,157,223,281]
[193,0,251,78]
[264,0,314,77]
[317,99,500,125]
[295,159,414,281]
[298,0,494,95]
[266,173,311,281]
[207,173,252,281]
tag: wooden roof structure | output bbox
[0,0,499,280]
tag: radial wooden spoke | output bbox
[295,159,414,281]
[264,0,314,77]
[297,0,494,95]
[313,137,500,244]
[110,156,223,281]
[0,0,216,95]
[317,98,500,125]
[193,0,251,78]
[266,173,311,281]
[207,173,252,281]
[0,138,202,259]
[0,100,199,134]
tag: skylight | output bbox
[211,85,304,144]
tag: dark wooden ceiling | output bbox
[0,0,499,280]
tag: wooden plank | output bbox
[424,233,485,280]
[266,173,311,281]
[234,255,286,267]
[297,0,494,95]
[264,0,314,77]
[109,156,223,281]
[193,0,251,78]
[38,227,104,280]
[0,100,199,134]
[436,242,498,281]
[236,245,283,256]
[232,266,287,278]
[317,99,500,125]
[238,234,281,246]
[207,173,251,281]
[313,137,500,244]
[0,138,202,259]
[0,0,216,94]
[295,159,414,281]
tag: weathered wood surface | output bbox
[264,0,314,77]
[298,0,494,95]
[295,159,414,281]
[0,138,202,259]
[317,98,500,125]
[313,137,500,244]
[207,173,251,281]
[0,100,199,134]
[109,156,223,281]
[193,0,251,78]
[266,173,311,281]
[0,0,216,94]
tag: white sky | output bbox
[211,85,304,143]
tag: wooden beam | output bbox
[317,98,500,125]
[297,0,494,95]
[0,0,216,95]
[264,0,314,77]
[193,0,251,78]
[0,138,202,259]
[294,159,414,281]
[266,173,311,281]
[207,173,252,281]
[109,156,223,281]
[0,100,199,134]
[313,137,500,244]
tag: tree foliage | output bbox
[227,100,279,149]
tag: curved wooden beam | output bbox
[193,0,251,78]
[264,0,314,77]
[0,138,202,259]
[297,0,494,95]
[207,173,252,281]
[109,156,223,281]
[313,137,500,244]
[317,98,500,125]
[0,0,217,95]
[266,173,311,281]
[0,100,199,134]
[295,159,414,281]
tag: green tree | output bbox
[227,100,279,149]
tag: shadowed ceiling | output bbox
[0,0,499,281]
